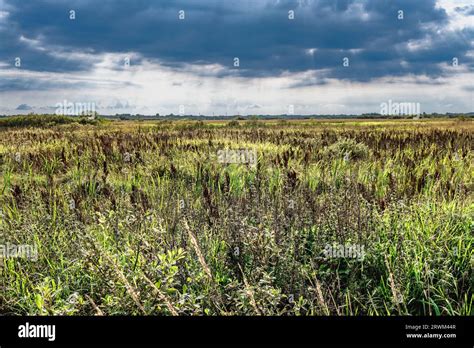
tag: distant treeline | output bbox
[106,113,474,120]
[0,113,472,122]
[0,114,103,128]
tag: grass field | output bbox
[0,116,472,315]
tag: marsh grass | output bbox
[0,118,472,315]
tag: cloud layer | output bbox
[0,0,472,115]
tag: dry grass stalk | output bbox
[314,276,330,315]
[143,274,179,316]
[238,263,261,315]
[385,257,402,314]
[85,294,104,316]
[183,219,213,280]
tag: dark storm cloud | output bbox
[0,74,140,92]
[0,0,473,83]
[15,103,32,110]
[0,76,75,92]
[455,5,474,15]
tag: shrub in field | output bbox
[175,120,207,131]
[321,138,370,160]
[227,120,240,127]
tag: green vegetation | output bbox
[0,117,472,315]
[0,114,102,128]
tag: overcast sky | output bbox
[0,0,473,115]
